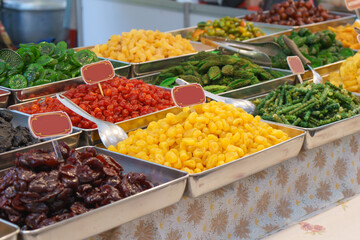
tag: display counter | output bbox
[88,132,360,239]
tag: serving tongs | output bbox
[354,26,360,35]
[200,36,272,67]
[201,35,283,57]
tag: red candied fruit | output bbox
[19,77,174,129]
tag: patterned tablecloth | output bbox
[89,132,360,240]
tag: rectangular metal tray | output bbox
[0,60,130,104]
[238,11,356,32]
[245,13,356,44]
[0,147,188,240]
[8,89,182,146]
[0,89,10,108]
[0,109,81,169]
[248,70,360,150]
[137,67,296,100]
[0,219,19,240]
[185,122,305,197]
[167,21,293,41]
[75,42,215,77]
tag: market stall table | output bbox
[88,131,360,240]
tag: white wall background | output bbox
[79,0,251,46]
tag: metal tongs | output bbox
[202,35,283,57]
[200,36,272,67]
[354,26,360,35]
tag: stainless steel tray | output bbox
[238,11,356,32]
[0,60,130,104]
[167,21,293,41]
[8,90,182,146]
[0,219,19,240]
[249,72,360,150]
[245,13,356,44]
[185,122,305,197]
[0,109,81,169]
[75,42,214,77]
[0,147,188,240]
[137,67,296,100]
[0,89,10,108]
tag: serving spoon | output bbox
[175,78,255,114]
[283,35,323,84]
[56,94,128,148]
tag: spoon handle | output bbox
[56,94,101,124]
[175,78,225,103]
[282,35,311,66]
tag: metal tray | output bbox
[0,89,10,108]
[75,42,214,77]
[185,122,305,197]
[245,13,356,44]
[248,71,360,150]
[8,90,182,146]
[0,147,188,240]
[137,67,296,100]
[167,21,293,41]
[0,219,19,240]
[0,60,130,104]
[0,109,81,169]
[238,11,356,32]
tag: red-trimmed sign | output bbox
[0,89,9,95]
[172,84,206,107]
[28,112,72,139]
[287,56,305,75]
[81,60,115,84]
[345,0,360,10]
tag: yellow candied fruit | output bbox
[109,101,290,173]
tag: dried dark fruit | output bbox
[0,142,153,230]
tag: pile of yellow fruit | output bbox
[91,29,196,63]
[328,52,360,93]
[329,21,360,50]
[108,101,290,174]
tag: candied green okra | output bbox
[254,82,360,128]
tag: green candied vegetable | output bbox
[52,47,66,61]
[279,114,290,124]
[1,79,10,88]
[160,77,177,87]
[298,28,311,37]
[70,68,81,78]
[334,91,352,104]
[56,41,68,50]
[66,48,75,57]
[293,36,307,47]
[9,74,27,89]
[340,48,354,59]
[41,69,58,82]
[198,60,221,72]
[0,62,7,77]
[293,117,302,126]
[221,65,234,76]
[203,85,227,94]
[37,42,55,55]
[20,50,35,65]
[207,66,221,81]
[180,75,202,84]
[33,79,53,86]
[277,102,303,115]
[319,86,329,104]
[56,71,70,81]
[36,55,57,66]
[306,34,320,45]
[227,79,251,90]
[23,63,44,83]
[70,49,95,66]
[220,55,238,65]
[272,114,283,123]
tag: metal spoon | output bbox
[202,35,283,57]
[56,94,128,148]
[283,35,323,84]
[175,78,255,114]
[200,37,272,67]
